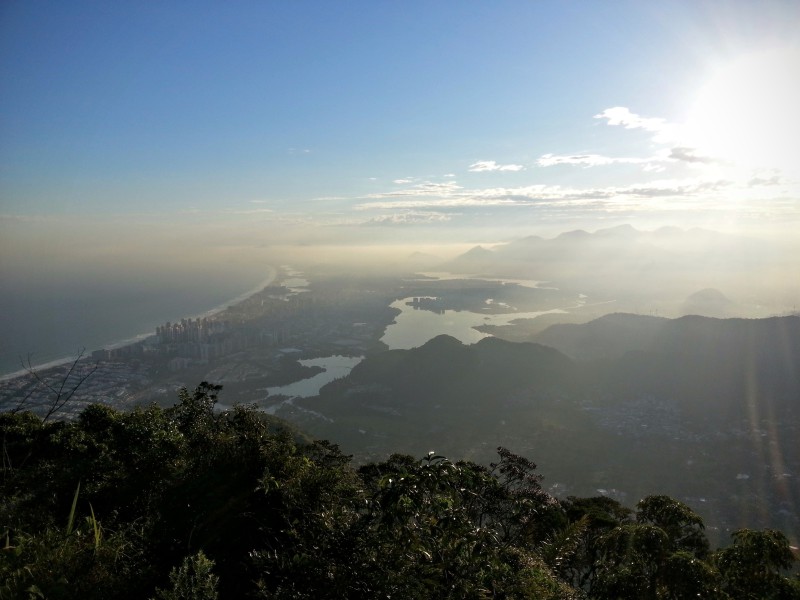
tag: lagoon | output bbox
[380,297,567,350]
[265,355,363,401]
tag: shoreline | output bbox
[0,266,279,383]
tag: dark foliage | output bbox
[2,385,798,599]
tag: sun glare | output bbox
[685,47,800,177]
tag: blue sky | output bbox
[1,0,799,259]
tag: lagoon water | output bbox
[263,355,363,415]
[266,355,364,399]
[380,298,567,350]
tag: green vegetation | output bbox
[2,384,798,599]
[294,323,800,541]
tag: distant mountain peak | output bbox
[595,224,639,237]
[462,245,493,257]
[680,288,733,318]
[685,288,730,302]
[556,229,590,240]
[517,235,544,243]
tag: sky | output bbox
[2,0,800,266]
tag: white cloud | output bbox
[748,172,784,187]
[356,177,745,213]
[537,153,658,168]
[594,106,682,146]
[346,108,800,223]
[537,152,681,173]
[416,182,463,193]
[468,160,525,172]
[360,211,452,226]
[224,208,275,215]
[668,146,715,164]
[393,178,415,184]
[622,178,732,198]
[368,181,463,199]
[545,109,733,171]
[357,197,522,210]
[538,153,614,167]
[594,107,668,133]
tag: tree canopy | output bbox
[2,384,798,599]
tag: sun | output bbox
[684,47,800,177]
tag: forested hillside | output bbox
[294,316,800,540]
[2,384,798,599]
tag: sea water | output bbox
[0,266,276,379]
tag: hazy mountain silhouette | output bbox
[680,288,734,317]
[437,225,787,317]
[532,313,668,361]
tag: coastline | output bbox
[0,266,279,383]
[192,265,278,321]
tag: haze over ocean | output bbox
[0,267,271,378]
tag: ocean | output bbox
[0,266,276,379]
